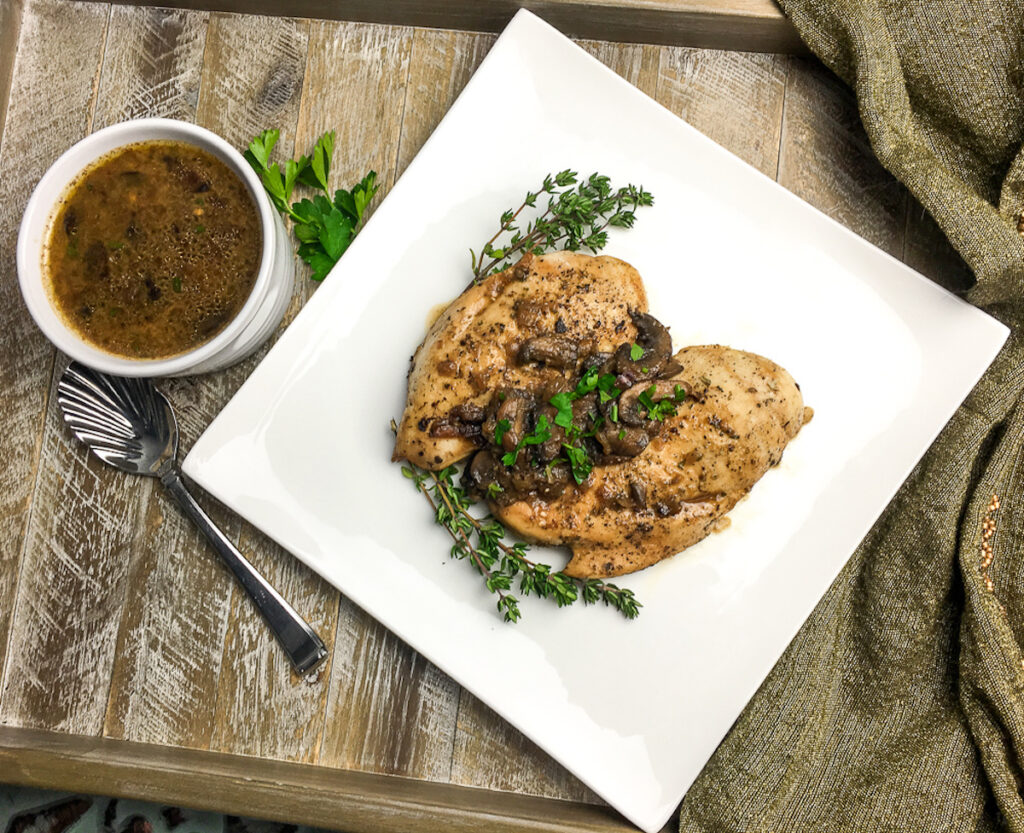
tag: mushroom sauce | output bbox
[45,140,261,359]
[434,311,690,506]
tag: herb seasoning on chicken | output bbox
[393,251,810,578]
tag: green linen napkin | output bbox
[679,3,1024,831]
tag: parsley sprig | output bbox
[401,461,641,623]
[244,129,379,281]
[470,170,653,281]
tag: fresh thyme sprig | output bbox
[469,170,653,282]
[244,129,379,281]
[399,460,641,623]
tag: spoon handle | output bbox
[159,464,329,675]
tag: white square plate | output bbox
[184,11,1007,831]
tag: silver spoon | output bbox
[56,361,329,675]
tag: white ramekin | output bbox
[17,118,294,376]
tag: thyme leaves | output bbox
[401,461,641,623]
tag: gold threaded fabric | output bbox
[679,3,1024,831]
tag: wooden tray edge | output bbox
[94,0,808,53]
[0,0,25,149]
[0,726,676,833]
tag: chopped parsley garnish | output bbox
[524,414,552,446]
[550,391,575,430]
[501,414,551,466]
[637,386,658,417]
[597,374,620,402]
[549,369,620,441]
[629,343,644,361]
[497,365,626,484]
[562,442,592,484]
[637,384,688,422]
[576,366,599,394]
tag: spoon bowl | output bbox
[57,361,329,675]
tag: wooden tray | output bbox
[93,0,809,53]
[0,1,970,830]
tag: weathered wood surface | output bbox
[0,726,657,833]
[0,0,111,733]
[307,21,466,783]
[0,0,25,149]
[0,0,969,829]
[89,0,808,55]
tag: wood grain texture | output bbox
[184,12,327,760]
[208,18,427,767]
[288,18,413,302]
[90,6,239,750]
[451,690,599,802]
[394,28,495,178]
[92,4,208,129]
[107,11,317,754]
[195,12,308,151]
[578,38,661,95]
[319,606,459,780]
[93,0,806,54]
[777,57,906,256]
[210,527,338,761]
[0,0,25,149]
[0,725,650,833]
[0,0,110,732]
[311,21,463,782]
[654,46,787,176]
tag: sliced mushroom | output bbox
[632,311,672,360]
[464,450,501,497]
[494,390,532,452]
[518,335,579,370]
[581,351,613,375]
[594,423,649,457]
[658,359,683,379]
[535,403,567,463]
[449,402,486,423]
[534,462,572,500]
[618,380,682,426]
[572,391,599,425]
[614,311,673,377]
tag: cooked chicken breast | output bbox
[393,252,647,469]
[393,251,808,578]
[493,345,808,577]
